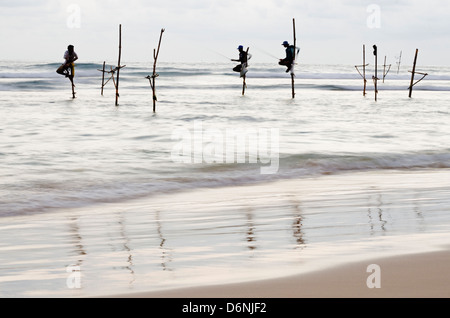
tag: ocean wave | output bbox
[1,62,449,92]
[188,151,450,180]
[278,151,450,175]
[2,150,449,218]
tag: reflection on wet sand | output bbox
[291,200,305,249]
[156,210,172,271]
[67,216,86,265]
[2,170,449,297]
[245,208,257,251]
[117,213,135,286]
[367,190,387,235]
[414,191,426,232]
[65,184,440,295]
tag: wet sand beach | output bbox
[1,168,449,298]
[118,249,450,298]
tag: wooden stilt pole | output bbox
[291,71,295,99]
[151,47,157,111]
[407,49,428,98]
[291,18,296,99]
[242,74,247,96]
[242,47,249,96]
[373,45,378,101]
[409,49,419,98]
[110,66,116,91]
[69,63,76,99]
[146,28,165,113]
[355,45,369,97]
[115,24,122,106]
[101,61,105,96]
[97,64,117,95]
[152,29,164,112]
[363,45,367,96]
[396,50,402,74]
[382,56,391,83]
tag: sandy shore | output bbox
[115,249,450,298]
[2,169,450,298]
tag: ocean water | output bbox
[1,60,450,297]
[2,61,450,216]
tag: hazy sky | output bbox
[1,0,449,65]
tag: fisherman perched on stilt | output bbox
[56,45,78,98]
[56,45,78,78]
[279,41,298,73]
[232,45,250,78]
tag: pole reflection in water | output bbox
[245,208,257,252]
[413,191,426,232]
[367,190,387,235]
[291,200,305,249]
[67,216,86,266]
[117,212,135,286]
[3,170,450,297]
[156,210,172,271]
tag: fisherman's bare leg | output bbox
[56,64,69,76]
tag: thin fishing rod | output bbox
[207,49,233,61]
[253,46,279,61]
